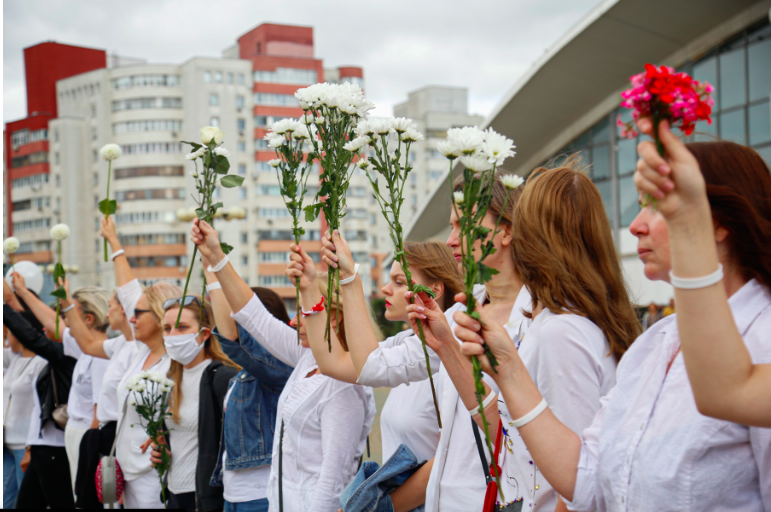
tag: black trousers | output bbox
[167,490,197,511]
[16,445,75,509]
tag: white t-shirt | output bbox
[27,372,66,447]
[3,355,48,449]
[168,359,211,494]
[97,335,137,424]
[378,330,442,463]
[63,329,110,430]
[222,384,270,503]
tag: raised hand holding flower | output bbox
[98,144,121,262]
[49,223,70,339]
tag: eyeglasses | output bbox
[134,308,153,318]
[163,296,210,325]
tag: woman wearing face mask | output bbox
[140,295,240,512]
[15,275,112,496]
[455,124,771,511]
[190,218,377,512]
[204,268,293,512]
[100,216,182,509]
[634,118,771,428]
[324,172,529,512]
[3,294,48,509]
[3,279,77,509]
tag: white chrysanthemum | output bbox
[149,371,165,383]
[500,174,524,189]
[391,117,415,134]
[370,118,394,136]
[163,377,175,387]
[355,119,373,137]
[447,127,485,156]
[50,224,70,241]
[185,152,198,161]
[453,191,465,205]
[314,116,325,125]
[201,126,225,145]
[3,237,20,254]
[186,146,207,160]
[269,159,282,168]
[343,135,369,153]
[272,119,300,135]
[436,140,461,159]
[481,129,516,165]
[213,146,230,156]
[339,103,358,115]
[160,384,171,393]
[99,143,122,161]
[134,382,146,393]
[292,125,311,141]
[300,113,315,125]
[401,128,424,143]
[130,400,136,406]
[460,154,494,173]
[267,134,286,149]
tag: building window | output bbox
[112,75,181,90]
[236,95,245,109]
[258,185,282,196]
[91,104,97,118]
[237,141,246,153]
[253,68,317,85]
[238,73,245,85]
[114,188,186,201]
[203,71,211,83]
[215,71,222,83]
[259,208,291,218]
[255,115,289,127]
[11,174,49,189]
[210,93,219,106]
[240,232,248,244]
[238,188,247,199]
[120,142,184,155]
[55,152,60,165]
[210,117,220,128]
[341,76,364,89]
[10,130,47,149]
[92,127,98,140]
[115,166,184,179]
[237,118,246,131]
[238,164,246,176]
[54,129,59,142]
[241,255,248,266]
[227,73,234,84]
[253,93,299,107]
[112,97,182,111]
[93,150,99,163]
[113,119,182,134]
[119,233,186,245]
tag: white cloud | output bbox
[3,0,600,122]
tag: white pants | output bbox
[64,424,88,491]
[123,470,164,509]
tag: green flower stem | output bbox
[279,419,285,512]
[104,160,113,262]
[55,241,61,339]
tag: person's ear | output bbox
[500,224,513,246]
[431,282,444,301]
[198,327,212,345]
[714,223,729,244]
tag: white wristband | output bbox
[469,389,497,416]
[110,249,125,261]
[61,303,76,314]
[511,399,548,428]
[339,263,360,285]
[207,255,229,273]
[669,264,723,289]
[206,282,222,293]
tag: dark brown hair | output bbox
[403,241,464,311]
[513,164,641,361]
[251,287,291,324]
[686,141,771,291]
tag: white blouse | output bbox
[97,335,137,424]
[379,329,442,463]
[233,295,376,512]
[566,279,771,512]
[3,355,48,449]
[499,309,616,511]
[63,329,110,430]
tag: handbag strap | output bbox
[109,397,130,458]
[472,417,504,484]
[50,366,59,407]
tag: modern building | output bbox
[406,0,771,306]
[4,23,379,312]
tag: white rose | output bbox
[201,126,225,145]
[99,144,122,161]
[3,237,20,254]
[50,224,70,241]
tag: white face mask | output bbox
[163,332,205,365]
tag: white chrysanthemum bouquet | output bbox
[441,126,519,501]
[3,237,20,270]
[345,117,445,426]
[49,223,71,339]
[264,119,318,344]
[126,370,174,507]
[294,82,375,348]
[176,127,244,328]
[98,144,122,262]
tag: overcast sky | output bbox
[4,0,601,123]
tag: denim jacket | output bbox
[210,324,293,486]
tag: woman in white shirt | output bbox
[12,274,112,491]
[101,216,182,509]
[190,218,377,512]
[634,117,771,428]
[3,319,47,509]
[455,128,771,511]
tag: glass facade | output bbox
[546,20,771,237]
[253,68,317,85]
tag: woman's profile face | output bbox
[446,207,511,273]
[629,200,672,282]
[381,262,429,322]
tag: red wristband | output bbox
[301,296,325,317]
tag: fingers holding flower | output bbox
[100,217,119,247]
[191,219,224,262]
[405,291,456,356]
[321,230,356,279]
[286,244,316,292]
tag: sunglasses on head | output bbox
[163,296,210,325]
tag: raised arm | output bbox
[454,297,582,500]
[203,263,238,341]
[11,272,65,337]
[634,118,771,427]
[57,277,109,359]
[2,303,68,365]
[101,216,135,287]
[288,242,358,383]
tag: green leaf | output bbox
[304,203,322,222]
[50,286,67,299]
[181,141,203,151]
[195,208,208,220]
[469,311,481,321]
[220,242,234,255]
[478,263,499,284]
[220,175,244,188]
[53,263,66,284]
[213,155,230,174]
[98,198,117,216]
[211,202,224,212]
[411,283,437,299]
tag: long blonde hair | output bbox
[512,162,640,361]
[318,272,383,351]
[72,287,110,333]
[163,294,241,423]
